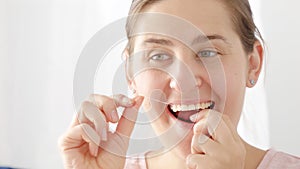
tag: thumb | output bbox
[116,96,144,138]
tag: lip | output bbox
[166,100,215,124]
[165,106,196,127]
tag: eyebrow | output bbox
[143,38,174,46]
[192,34,231,45]
[142,34,231,46]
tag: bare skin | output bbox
[59,0,266,168]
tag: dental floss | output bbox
[135,94,169,105]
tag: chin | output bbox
[153,117,194,158]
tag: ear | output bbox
[247,40,264,88]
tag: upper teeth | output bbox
[170,101,213,112]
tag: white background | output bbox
[261,0,300,158]
[0,0,299,168]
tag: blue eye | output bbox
[150,54,170,61]
[198,50,218,58]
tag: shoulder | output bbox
[257,149,300,169]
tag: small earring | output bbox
[128,88,136,97]
[250,79,256,85]
[130,88,136,94]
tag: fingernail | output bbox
[122,97,134,105]
[94,147,98,157]
[186,157,197,169]
[111,110,119,122]
[101,127,107,141]
[188,163,197,169]
[189,113,198,122]
[190,112,205,122]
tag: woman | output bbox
[59,0,300,168]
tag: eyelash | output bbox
[197,50,218,58]
[149,53,171,61]
[149,50,219,61]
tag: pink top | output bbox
[124,149,300,169]
[257,149,300,169]
[124,153,147,169]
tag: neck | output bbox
[243,139,267,169]
[146,148,188,169]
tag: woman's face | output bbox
[127,0,261,156]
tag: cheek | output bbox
[222,63,248,124]
[226,71,246,98]
[133,70,170,113]
[134,70,169,95]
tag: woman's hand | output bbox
[186,110,246,169]
[59,94,143,169]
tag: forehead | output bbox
[138,0,237,42]
[132,33,230,51]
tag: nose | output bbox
[167,47,205,96]
[168,58,203,93]
[169,76,202,92]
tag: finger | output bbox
[71,101,107,127]
[89,141,99,157]
[79,101,108,141]
[189,110,209,123]
[187,154,219,169]
[112,94,135,107]
[69,113,80,128]
[88,94,135,108]
[103,94,135,123]
[193,118,208,135]
[205,110,222,137]
[193,110,234,144]
[191,133,220,156]
[186,154,207,169]
[88,94,118,123]
[191,134,207,154]
[60,123,101,157]
[207,111,235,144]
[192,109,212,135]
[80,125,100,157]
[116,96,144,138]
[88,94,135,123]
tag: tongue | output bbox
[176,110,199,122]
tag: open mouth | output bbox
[167,101,215,123]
